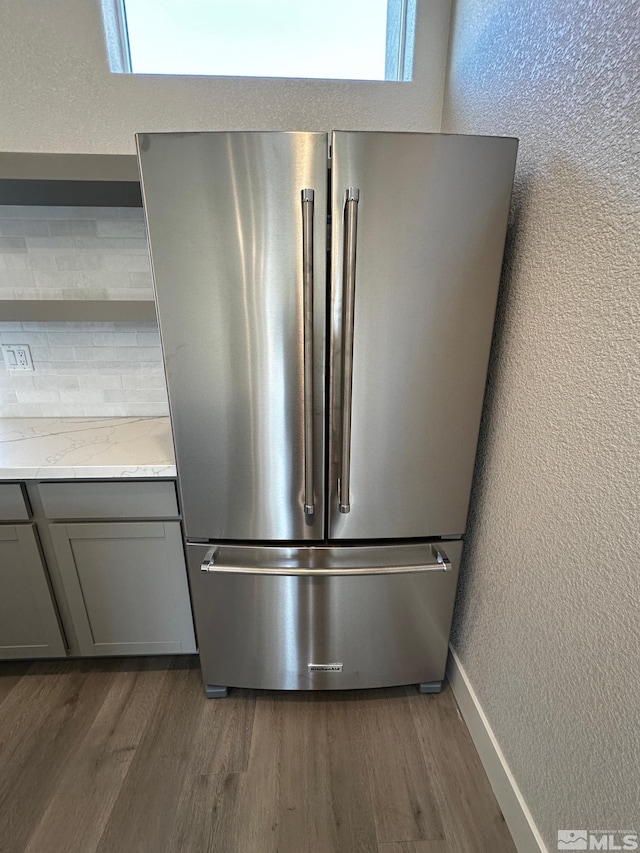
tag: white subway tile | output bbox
[4,257,29,271]
[79,374,122,389]
[122,374,167,390]
[129,272,153,287]
[63,289,109,301]
[0,220,49,237]
[47,332,93,346]
[125,403,169,416]
[0,374,34,389]
[117,207,145,220]
[117,277,146,289]
[67,207,119,219]
[4,205,69,219]
[47,361,99,372]
[102,389,147,403]
[30,346,53,361]
[0,322,22,331]
[25,237,74,251]
[116,346,162,362]
[14,288,66,300]
[34,375,80,390]
[105,289,153,301]
[16,389,61,403]
[74,237,124,250]
[74,347,118,361]
[121,239,149,254]
[24,323,66,331]
[146,389,169,403]
[0,288,16,299]
[92,332,137,346]
[55,254,105,271]
[2,402,43,416]
[0,389,18,403]
[0,270,35,287]
[33,270,83,288]
[0,237,27,252]
[49,220,97,237]
[103,254,150,272]
[0,331,48,345]
[96,219,146,238]
[32,346,76,362]
[40,404,87,417]
[0,206,28,219]
[59,388,107,403]
[136,332,160,346]
[93,403,129,416]
[68,322,118,331]
[6,254,57,270]
[81,272,127,289]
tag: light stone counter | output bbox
[0,417,176,479]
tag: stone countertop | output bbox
[0,417,176,479]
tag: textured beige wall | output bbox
[0,0,451,154]
[443,0,640,846]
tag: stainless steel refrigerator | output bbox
[136,130,517,696]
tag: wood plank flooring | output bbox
[0,657,516,853]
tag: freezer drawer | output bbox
[187,540,461,691]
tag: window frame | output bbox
[102,0,416,82]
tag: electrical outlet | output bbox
[2,344,34,371]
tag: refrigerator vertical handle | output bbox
[339,188,360,514]
[302,188,315,515]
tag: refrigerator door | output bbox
[329,131,517,539]
[137,132,328,540]
[187,540,461,691]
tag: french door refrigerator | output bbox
[136,130,517,696]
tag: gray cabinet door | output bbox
[0,524,66,659]
[329,131,518,539]
[49,521,196,656]
[138,131,328,541]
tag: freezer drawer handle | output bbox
[200,544,451,575]
[339,187,360,514]
[302,188,315,515]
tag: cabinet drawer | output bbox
[39,481,179,520]
[0,483,29,521]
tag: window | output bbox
[103,0,416,82]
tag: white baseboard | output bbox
[446,646,549,853]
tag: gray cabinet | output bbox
[0,478,196,661]
[49,520,196,656]
[0,524,66,659]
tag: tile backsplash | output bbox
[0,205,152,301]
[0,322,168,417]
[0,206,169,417]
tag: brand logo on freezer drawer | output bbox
[308,663,343,672]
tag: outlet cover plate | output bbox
[2,344,34,371]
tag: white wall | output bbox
[0,0,451,155]
[443,0,640,848]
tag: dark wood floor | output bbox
[0,657,515,853]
